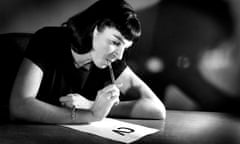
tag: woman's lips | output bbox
[106,53,118,63]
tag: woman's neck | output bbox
[71,48,92,69]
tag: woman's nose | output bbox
[116,47,125,60]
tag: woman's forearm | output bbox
[109,98,166,119]
[10,97,98,124]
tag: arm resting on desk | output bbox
[9,58,104,124]
[109,67,166,120]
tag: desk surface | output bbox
[1,110,240,144]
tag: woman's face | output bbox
[91,26,133,68]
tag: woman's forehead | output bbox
[101,27,133,47]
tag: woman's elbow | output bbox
[152,100,166,120]
[143,99,166,120]
[9,96,25,120]
[157,105,166,120]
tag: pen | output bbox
[108,62,120,105]
[108,62,115,84]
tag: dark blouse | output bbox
[25,27,127,106]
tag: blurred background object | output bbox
[1,0,240,114]
[129,0,240,114]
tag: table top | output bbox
[1,110,240,144]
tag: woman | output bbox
[10,0,166,124]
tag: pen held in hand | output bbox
[108,62,120,106]
[108,62,115,84]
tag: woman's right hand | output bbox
[91,84,120,120]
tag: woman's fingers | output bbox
[95,84,121,107]
[101,84,120,93]
[61,101,74,108]
[59,96,69,103]
[99,84,120,98]
[59,93,79,102]
[59,93,78,107]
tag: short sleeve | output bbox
[24,27,54,71]
[25,27,70,71]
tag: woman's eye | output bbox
[112,41,121,46]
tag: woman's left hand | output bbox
[59,93,93,109]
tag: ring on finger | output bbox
[107,92,114,100]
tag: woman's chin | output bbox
[95,62,108,69]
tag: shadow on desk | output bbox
[0,110,240,144]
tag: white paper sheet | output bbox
[62,118,159,143]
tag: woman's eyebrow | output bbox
[113,34,124,44]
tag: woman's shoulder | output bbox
[34,26,71,39]
[29,26,72,47]
[25,26,72,69]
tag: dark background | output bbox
[1,0,240,114]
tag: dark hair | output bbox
[63,0,141,54]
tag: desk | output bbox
[0,110,240,144]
